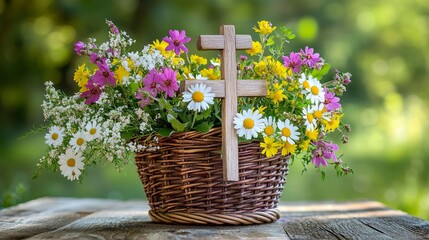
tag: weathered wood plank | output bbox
[1,198,429,240]
[180,80,267,98]
[197,35,252,50]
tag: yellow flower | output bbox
[253,20,277,35]
[268,89,287,105]
[73,64,90,92]
[260,137,281,157]
[281,141,296,156]
[272,60,288,79]
[323,113,342,132]
[273,83,282,91]
[299,139,311,151]
[190,54,207,65]
[200,68,219,80]
[172,57,185,66]
[246,41,263,56]
[151,39,173,58]
[258,106,267,115]
[305,129,319,141]
[115,65,129,85]
[254,60,268,76]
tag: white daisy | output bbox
[85,121,101,140]
[312,103,331,121]
[277,119,300,144]
[298,73,311,90]
[302,106,316,131]
[69,131,90,152]
[45,126,64,147]
[262,116,277,137]
[233,109,264,140]
[58,148,84,181]
[186,73,208,80]
[304,76,325,105]
[182,83,215,112]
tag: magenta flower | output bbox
[163,30,191,55]
[106,20,119,35]
[324,87,341,112]
[92,61,116,86]
[136,89,152,108]
[300,46,320,69]
[311,141,339,167]
[143,69,162,97]
[159,68,179,98]
[81,80,103,104]
[90,53,103,64]
[282,52,303,73]
[74,41,86,56]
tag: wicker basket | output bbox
[135,127,290,225]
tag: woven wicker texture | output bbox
[135,127,289,225]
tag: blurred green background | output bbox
[1,0,428,220]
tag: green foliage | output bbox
[1,184,27,209]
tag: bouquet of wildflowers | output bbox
[38,20,351,181]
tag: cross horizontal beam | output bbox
[180,80,267,98]
[197,35,252,50]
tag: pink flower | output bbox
[106,20,119,35]
[324,87,341,112]
[81,79,103,104]
[74,41,86,56]
[92,61,116,86]
[282,52,303,73]
[90,53,103,64]
[159,68,179,98]
[163,30,191,55]
[143,69,162,97]
[300,46,320,69]
[136,89,152,107]
[311,141,339,167]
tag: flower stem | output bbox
[190,110,198,129]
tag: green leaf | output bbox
[266,35,275,46]
[158,128,174,137]
[311,63,331,80]
[158,98,173,110]
[167,114,187,132]
[196,108,212,121]
[194,122,213,133]
[129,82,139,92]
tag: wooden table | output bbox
[1,198,428,239]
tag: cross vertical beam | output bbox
[220,25,239,181]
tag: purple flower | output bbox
[143,69,162,97]
[311,141,339,167]
[282,52,303,73]
[240,55,248,61]
[81,79,103,105]
[136,89,152,108]
[159,68,179,98]
[300,46,320,69]
[324,87,341,112]
[92,61,116,86]
[106,20,119,35]
[163,30,191,55]
[90,53,104,64]
[74,41,86,56]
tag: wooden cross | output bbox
[180,25,267,181]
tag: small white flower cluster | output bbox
[41,81,151,181]
[127,45,165,72]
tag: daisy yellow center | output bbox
[51,133,59,140]
[192,91,204,102]
[90,128,97,135]
[307,113,314,122]
[281,127,291,137]
[314,110,323,119]
[311,86,319,95]
[303,80,310,89]
[264,126,274,136]
[76,138,84,146]
[243,118,255,129]
[67,158,75,167]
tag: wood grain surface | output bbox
[1,198,428,239]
